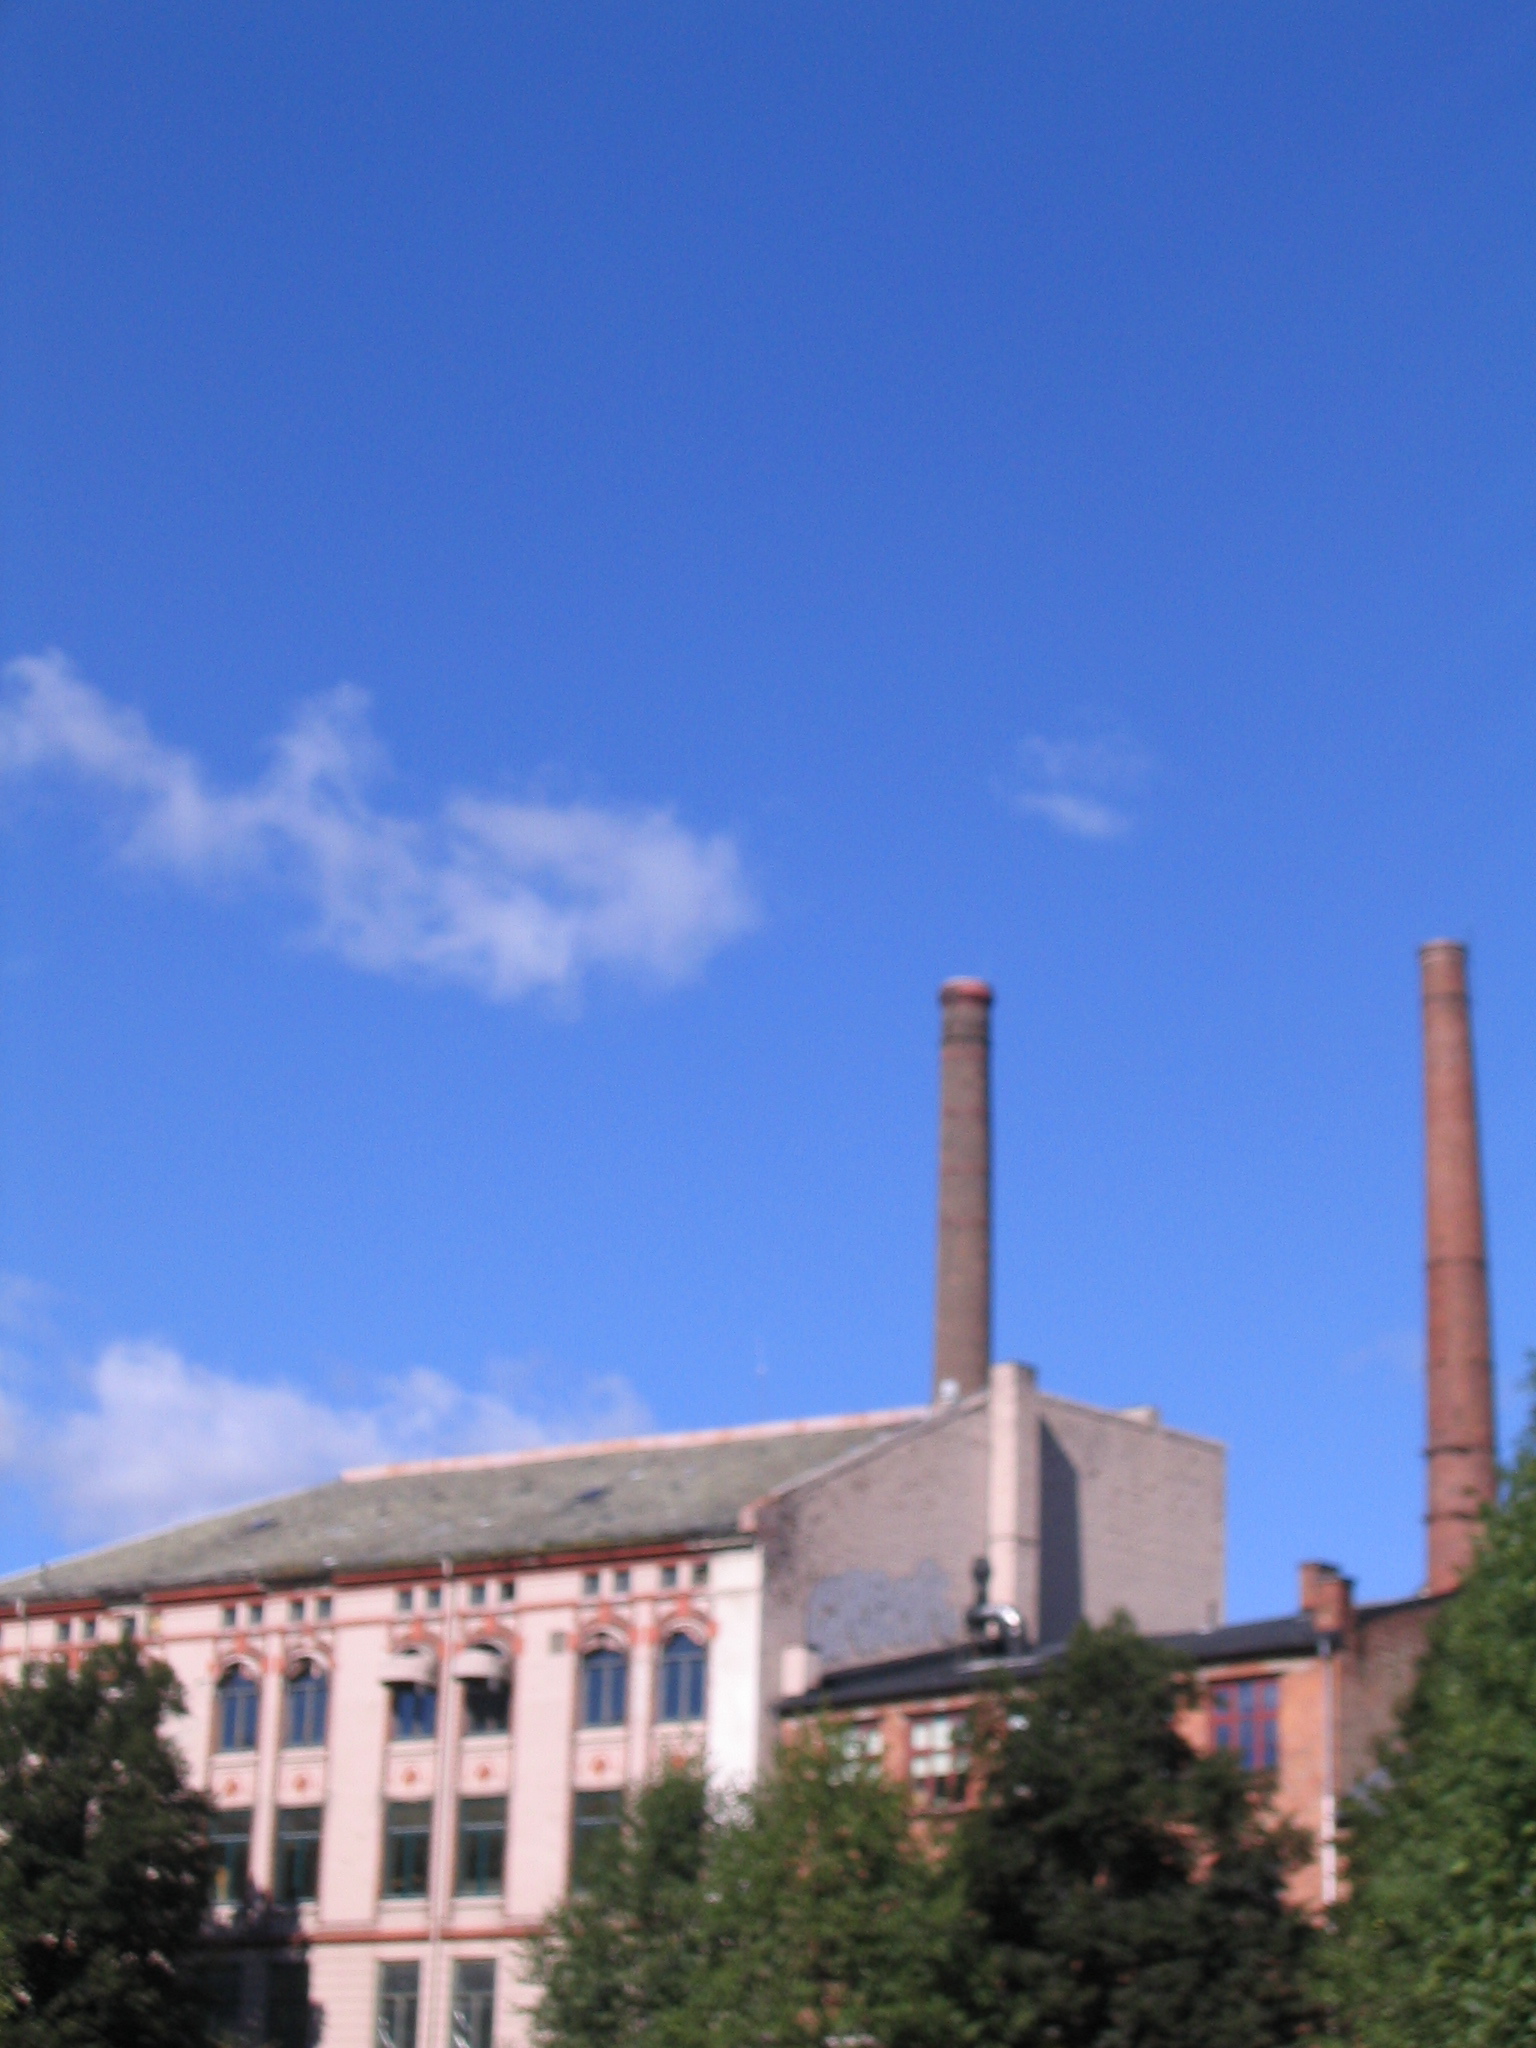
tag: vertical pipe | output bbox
[934,979,993,1401]
[1421,941,1496,1595]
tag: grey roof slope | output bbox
[0,1417,916,1606]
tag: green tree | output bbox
[681,1732,962,2048]
[534,1737,961,2048]
[0,1640,212,2048]
[1324,1397,1536,2046]
[532,1763,711,2047]
[957,1616,1315,2048]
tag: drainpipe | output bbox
[1319,1635,1338,1908]
[424,1556,457,2048]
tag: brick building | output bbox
[779,942,1495,1914]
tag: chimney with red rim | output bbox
[934,978,993,1402]
[1421,940,1496,1595]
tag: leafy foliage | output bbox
[536,1624,1313,2048]
[1324,1401,1536,2046]
[532,1763,711,2047]
[0,1641,211,2048]
[533,1737,961,2048]
[955,1618,1316,2048]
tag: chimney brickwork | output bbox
[934,978,993,1401]
[1421,940,1496,1595]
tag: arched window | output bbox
[657,1633,707,1724]
[216,1667,259,1752]
[390,1682,438,1741]
[580,1645,627,1728]
[284,1660,329,1747]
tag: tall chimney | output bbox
[934,978,993,1401]
[1421,940,1496,1595]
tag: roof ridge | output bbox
[340,1406,931,1483]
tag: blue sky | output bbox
[3,4,1534,1619]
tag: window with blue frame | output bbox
[580,1645,627,1727]
[657,1633,706,1723]
[284,1661,328,1747]
[215,1667,259,1752]
[1210,1677,1280,1771]
[389,1682,438,1741]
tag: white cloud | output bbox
[8,1338,652,1543]
[0,651,757,1001]
[1012,727,1153,841]
[1014,790,1131,841]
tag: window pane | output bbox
[451,1961,495,2048]
[208,1809,252,1906]
[580,1648,627,1728]
[217,1669,260,1752]
[570,1790,624,1886]
[383,1801,432,1897]
[390,1684,438,1741]
[274,1807,322,1905]
[377,1963,419,2048]
[456,1798,506,1896]
[285,1664,329,1748]
[462,1679,509,1736]
[657,1635,707,1723]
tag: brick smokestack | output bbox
[1421,940,1496,1595]
[934,978,993,1401]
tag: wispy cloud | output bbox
[0,651,757,1002]
[1012,729,1153,841]
[3,1336,651,1544]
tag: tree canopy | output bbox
[1324,1397,1536,2046]
[535,1620,1315,2048]
[957,1617,1316,2048]
[534,1735,962,2048]
[0,1640,211,2048]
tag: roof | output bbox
[0,1411,924,1608]
[782,1611,1333,1714]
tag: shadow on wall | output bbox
[805,1559,957,1667]
[1039,1422,1082,1646]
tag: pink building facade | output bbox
[0,1373,1223,2048]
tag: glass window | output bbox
[909,1713,969,1809]
[397,1589,413,1614]
[317,1595,332,1621]
[581,1571,600,1597]
[377,1962,419,2048]
[833,1722,886,1781]
[390,1683,438,1741]
[426,1588,442,1612]
[499,1581,515,1603]
[81,1619,96,1641]
[56,1621,69,1643]
[450,1961,495,2048]
[208,1808,251,1906]
[247,1603,264,1625]
[469,1583,486,1608]
[691,1561,709,1587]
[462,1677,509,1736]
[274,1806,322,1905]
[456,1798,506,1896]
[382,1802,432,1897]
[285,1661,329,1747]
[570,1790,624,1886]
[289,1598,305,1623]
[613,1569,630,1594]
[659,1565,678,1590]
[1210,1678,1280,1772]
[657,1634,707,1724]
[221,1605,237,1628]
[580,1647,627,1727]
[216,1668,260,1752]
